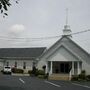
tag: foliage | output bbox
[38,75,44,79]
[28,66,38,76]
[37,73,49,79]
[28,69,45,77]
[28,70,32,74]
[78,70,86,80]
[0,0,19,17]
[71,70,86,81]
[37,70,45,75]
[1,69,3,73]
[71,75,79,81]
[12,67,24,73]
[28,69,49,79]
[32,66,37,75]
[86,75,90,81]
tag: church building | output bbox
[37,24,90,80]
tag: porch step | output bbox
[49,74,70,80]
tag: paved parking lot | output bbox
[0,75,90,90]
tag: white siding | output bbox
[37,46,79,70]
[4,60,33,70]
[37,36,90,75]
[47,46,79,61]
[82,60,90,75]
[37,59,46,70]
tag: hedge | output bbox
[12,68,24,74]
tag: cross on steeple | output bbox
[63,8,72,38]
[66,8,68,26]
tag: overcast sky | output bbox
[0,0,90,52]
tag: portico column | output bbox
[45,61,48,73]
[50,61,53,75]
[77,62,81,75]
[72,61,74,75]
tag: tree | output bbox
[0,0,19,17]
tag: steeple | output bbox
[63,8,72,38]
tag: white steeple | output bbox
[63,8,72,37]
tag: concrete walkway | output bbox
[12,73,30,76]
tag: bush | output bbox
[28,69,45,77]
[78,74,86,80]
[1,70,3,73]
[37,70,45,75]
[71,75,79,81]
[81,70,86,74]
[86,75,90,81]
[38,73,49,79]
[78,70,86,80]
[28,70,32,74]
[38,75,45,79]
[12,68,24,74]
[28,70,35,76]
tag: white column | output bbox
[77,62,81,75]
[72,61,74,75]
[45,61,48,73]
[69,70,72,80]
[50,61,52,75]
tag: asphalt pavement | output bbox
[0,75,90,90]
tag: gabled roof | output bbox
[0,47,46,59]
[40,36,90,63]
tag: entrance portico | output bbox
[47,61,82,78]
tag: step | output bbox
[49,74,70,80]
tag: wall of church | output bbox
[3,60,34,70]
[82,60,90,75]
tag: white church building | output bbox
[37,24,90,80]
[0,24,90,80]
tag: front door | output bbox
[53,62,71,74]
[60,63,70,73]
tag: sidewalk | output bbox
[12,73,29,76]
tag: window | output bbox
[6,62,9,66]
[15,62,17,68]
[23,62,26,69]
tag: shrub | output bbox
[12,68,24,74]
[71,75,79,81]
[11,67,16,73]
[38,75,44,79]
[81,70,86,74]
[37,70,45,75]
[28,69,45,77]
[78,70,86,80]
[28,70,32,74]
[1,70,3,73]
[28,70,35,76]
[44,73,49,79]
[86,75,90,81]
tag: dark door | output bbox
[60,62,69,73]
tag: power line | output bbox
[71,29,90,35]
[0,29,89,41]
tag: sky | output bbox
[0,0,90,52]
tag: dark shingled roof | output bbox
[0,47,46,59]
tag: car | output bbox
[3,66,12,74]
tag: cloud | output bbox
[9,24,25,34]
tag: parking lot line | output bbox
[72,83,90,89]
[44,81,61,87]
[19,78,25,84]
